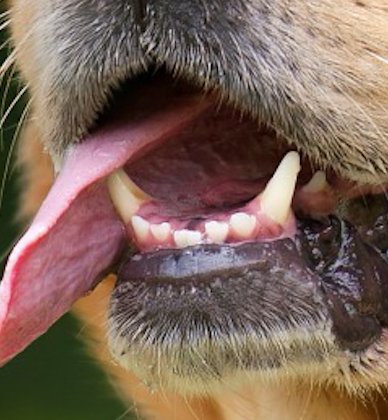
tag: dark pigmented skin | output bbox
[110,240,330,382]
[111,216,388,368]
[298,217,388,351]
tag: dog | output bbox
[2,0,388,419]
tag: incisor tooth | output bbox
[131,215,150,242]
[205,221,229,244]
[260,151,300,225]
[303,171,328,193]
[150,223,171,242]
[107,169,150,224]
[174,230,202,248]
[230,212,256,238]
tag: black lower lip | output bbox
[112,217,388,353]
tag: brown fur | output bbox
[7,0,388,418]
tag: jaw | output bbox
[3,73,388,395]
[5,0,388,409]
[73,275,388,420]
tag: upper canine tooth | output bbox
[303,171,328,193]
[260,151,300,225]
[230,212,256,238]
[107,169,150,223]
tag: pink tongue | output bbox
[0,94,208,366]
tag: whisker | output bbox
[113,405,137,420]
[0,19,10,33]
[0,35,12,53]
[0,96,31,218]
[0,8,11,17]
[0,100,31,266]
[0,20,37,79]
[0,49,16,76]
[0,13,11,26]
[0,64,17,150]
[368,51,388,66]
[0,83,28,131]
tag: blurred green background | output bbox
[0,6,131,420]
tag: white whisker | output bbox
[368,51,388,66]
[0,83,28,131]
[0,96,31,215]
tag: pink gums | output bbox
[128,196,296,251]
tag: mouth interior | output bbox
[127,107,279,214]
[104,71,382,253]
[2,69,388,368]
[104,71,388,353]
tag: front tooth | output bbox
[230,212,256,238]
[303,171,328,193]
[132,215,150,242]
[174,230,202,248]
[260,151,300,225]
[107,169,150,224]
[150,222,171,242]
[205,221,229,243]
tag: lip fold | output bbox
[0,90,210,366]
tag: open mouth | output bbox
[1,70,388,382]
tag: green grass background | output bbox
[0,7,132,420]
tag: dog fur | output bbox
[6,0,388,419]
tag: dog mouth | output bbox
[2,71,388,382]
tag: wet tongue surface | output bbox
[0,90,210,366]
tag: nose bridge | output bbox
[138,0,241,55]
[140,0,232,36]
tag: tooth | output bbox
[150,222,171,242]
[174,230,202,248]
[229,212,256,238]
[205,221,229,244]
[107,169,150,224]
[260,151,300,225]
[131,215,150,242]
[303,171,328,193]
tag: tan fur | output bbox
[8,0,388,418]
[15,131,388,420]
[9,0,388,183]
[14,127,388,419]
[73,276,388,420]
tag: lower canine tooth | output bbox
[150,223,171,242]
[230,213,256,238]
[303,171,328,193]
[260,151,300,225]
[131,215,150,242]
[205,221,229,243]
[174,230,202,248]
[107,169,150,224]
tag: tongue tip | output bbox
[0,89,212,367]
[0,226,52,366]
[0,181,126,367]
